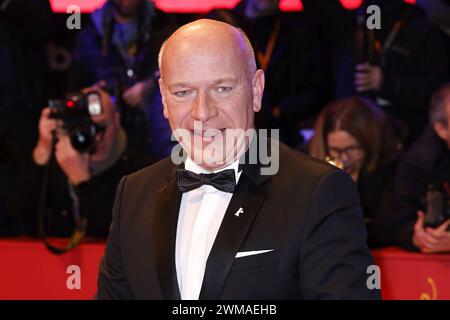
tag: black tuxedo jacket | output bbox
[97,140,381,299]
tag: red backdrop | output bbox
[50,0,416,13]
[1,239,449,300]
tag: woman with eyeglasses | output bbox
[309,96,406,248]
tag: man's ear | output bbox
[252,69,265,113]
[159,78,169,120]
[433,121,449,141]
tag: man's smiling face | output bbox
[159,20,264,170]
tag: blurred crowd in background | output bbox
[0,0,449,253]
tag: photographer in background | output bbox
[393,83,450,253]
[8,88,153,239]
[69,0,177,158]
[309,96,405,248]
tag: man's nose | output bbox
[191,91,217,122]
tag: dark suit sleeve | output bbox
[300,170,381,299]
[96,176,134,299]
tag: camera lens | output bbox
[70,128,94,153]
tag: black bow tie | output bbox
[176,168,237,193]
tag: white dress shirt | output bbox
[175,157,242,300]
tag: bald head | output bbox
[156,19,265,170]
[158,19,256,79]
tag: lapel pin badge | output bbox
[235,207,244,217]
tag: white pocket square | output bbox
[235,249,274,258]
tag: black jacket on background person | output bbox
[359,117,406,248]
[69,3,175,92]
[393,127,450,251]
[358,159,399,248]
[8,149,153,238]
[302,0,449,140]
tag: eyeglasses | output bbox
[327,145,363,159]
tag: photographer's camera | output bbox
[48,91,103,153]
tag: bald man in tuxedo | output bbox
[96,19,381,300]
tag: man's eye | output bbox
[216,86,232,93]
[174,90,192,98]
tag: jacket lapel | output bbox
[199,161,272,299]
[153,134,275,300]
[153,166,182,300]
